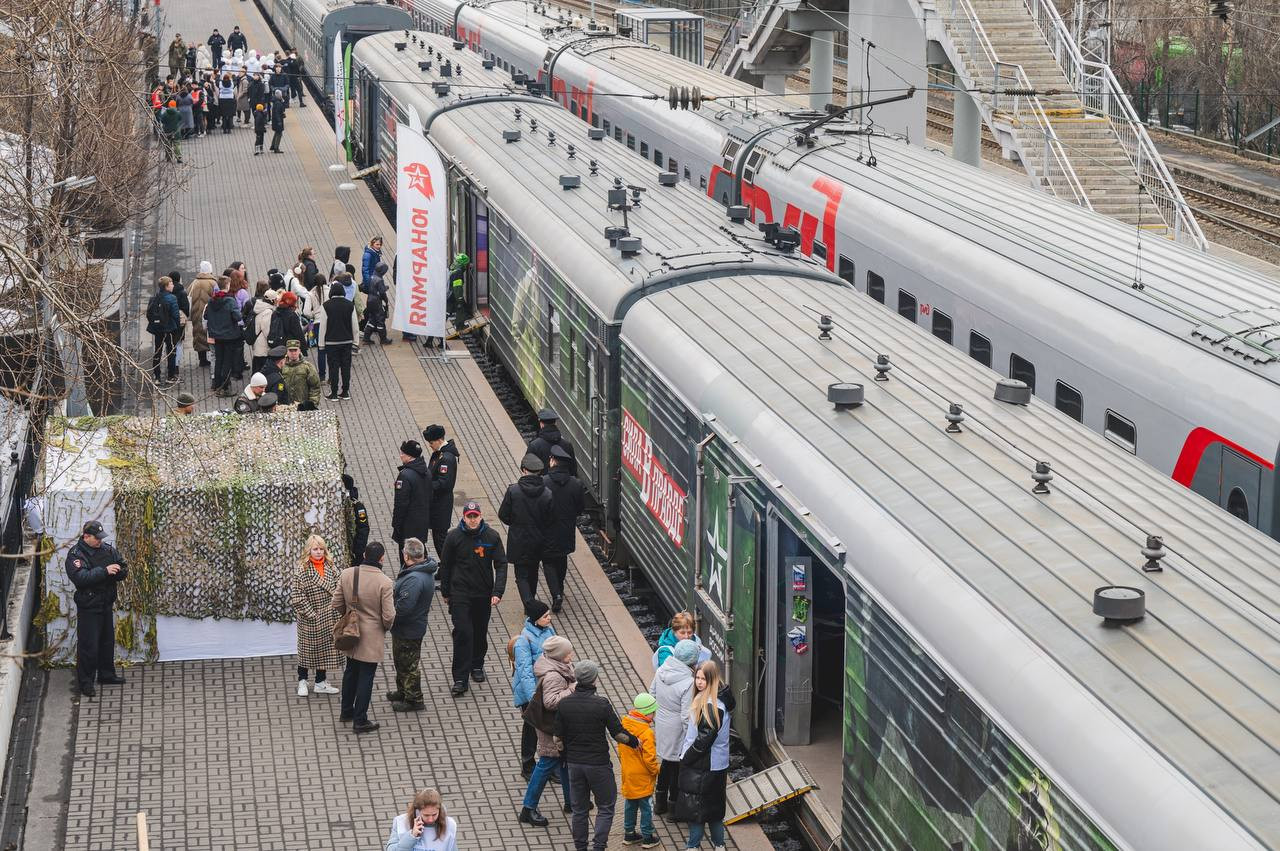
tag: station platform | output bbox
[24,1,774,848]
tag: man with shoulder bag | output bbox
[331,541,395,733]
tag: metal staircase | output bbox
[934,0,1205,245]
[720,0,843,91]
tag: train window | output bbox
[591,113,599,128]
[1227,487,1250,523]
[932,310,953,344]
[1054,381,1083,422]
[614,126,623,142]
[654,149,663,167]
[547,304,560,365]
[683,167,691,182]
[813,241,827,263]
[641,142,650,158]
[700,175,707,190]
[668,158,677,173]
[867,271,884,303]
[969,332,992,367]
[898,290,917,322]
[626,133,636,150]
[567,326,577,389]
[1104,410,1137,453]
[837,256,855,286]
[602,118,611,135]
[1009,354,1036,392]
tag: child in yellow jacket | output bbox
[618,692,661,847]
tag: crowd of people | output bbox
[151,26,305,162]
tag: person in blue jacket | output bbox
[146,276,183,384]
[362,236,383,285]
[653,611,711,671]
[511,598,555,777]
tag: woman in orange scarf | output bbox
[291,534,342,697]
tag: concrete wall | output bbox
[847,0,927,144]
[0,558,38,772]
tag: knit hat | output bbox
[422,424,446,442]
[632,692,658,716]
[249,372,268,388]
[524,598,550,622]
[400,440,422,458]
[520,453,544,473]
[543,636,572,661]
[199,260,213,275]
[673,639,699,665]
[573,659,599,687]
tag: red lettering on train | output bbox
[622,409,687,547]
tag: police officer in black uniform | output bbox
[342,474,370,562]
[391,440,432,568]
[66,520,129,697]
[527,409,576,476]
[423,424,459,559]
[260,345,290,404]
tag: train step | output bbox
[724,759,818,825]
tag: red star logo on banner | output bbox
[404,162,434,199]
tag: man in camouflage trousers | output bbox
[387,537,437,712]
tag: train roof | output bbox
[353,30,838,320]
[622,274,1280,848]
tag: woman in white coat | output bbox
[649,637,700,815]
[249,287,276,372]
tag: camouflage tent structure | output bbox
[40,410,348,663]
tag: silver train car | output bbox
[380,2,1280,542]
[352,31,1280,850]
[256,0,411,104]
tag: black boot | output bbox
[653,796,668,816]
[518,807,549,827]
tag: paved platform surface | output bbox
[56,1,763,849]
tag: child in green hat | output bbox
[618,692,661,847]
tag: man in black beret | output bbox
[423,424,459,558]
[392,439,432,568]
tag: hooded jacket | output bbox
[391,557,437,641]
[650,655,695,761]
[511,618,555,707]
[532,653,575,758]
[188,268,216,351]
[391,456,432,544]
[438,519,507,600]
[321,295,355,346]
[653,628,711,670]
[204,291,241,341]
[618,712,660,799]
[362,244,382,283]
[250,297,273,357]
[497,474,554,563]
[542,466,585,557]
[528,425,576,475]
[427,440,460,530]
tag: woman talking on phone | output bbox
[385,788,458,851]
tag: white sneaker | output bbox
[296,680,308,697]
[313,681,339,695]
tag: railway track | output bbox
[1179,185,1280,248]
[925,103,1002,151]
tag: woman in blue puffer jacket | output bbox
[511,598,555,777]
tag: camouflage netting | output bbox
[44,411,348,661]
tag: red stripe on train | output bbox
[1172,427,1275,486]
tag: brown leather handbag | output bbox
[332,565,361,652]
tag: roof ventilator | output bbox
[607,178,634,241]
[588,128,605,141]
[513,71,528,85]
[828,382,864,409]
[604,226,628,244]
[453,40,465,50]
[418,61,432,72]
[514,107,522,121]
[945,403,963,433]
[1093,586,1145,625]
[567,144,576,159]
[1031,461,1052,494]
[530,118,538,131]
[395,41,407,52]
[427,46,434,57]
[483,58,495,70]
[618,236,642,257]
[589,159,598,175]
[548,130,557,146]
[526,81,543,96]
[873,355,891,381]
[440,61,453,77]
[658,172,677,187]
[1141,535,1166,572]
[559,174,581,190]
[774,227,799,252]
[433,82,450,96]
[817,315,833,340]
[994,378,1031,405]
[503,129,521,143]
[726,205,748,224]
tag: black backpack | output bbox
[241,300,259,346]
[267,310,288,349]
[147,292,167,327]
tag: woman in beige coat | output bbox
[291,534,342,697]
[330,541,395,733]
[519,635,576,824]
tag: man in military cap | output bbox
[281,339,321,411]
[257,391,279,413]
[172,392,196,415]
[66,521,129,697]
[527,408,576,476]
[260,344,290,404]
[422,424,459,558]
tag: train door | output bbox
[1221,447,1262,526]
[764,506,844,793]
[695,446,761,747]
[451,180,476,313]
[360,73,379,168]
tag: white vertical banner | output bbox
[393,124,448,338]
[332,33,345,147]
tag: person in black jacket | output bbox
[439,501,507,696]
[675,662,735,849]
[391,440,432,568]
[498,453,555,604]
[147,276,182,384]
[343,474,370,561]
[268,90,286,153]
[542,446,585,613]
[227,25,247,55]
[252,102,267,154]
[259,346,290,405]
[422,424,459,558]
[321,282,355,399]
[207,29,225,70]
[168,269,191,365]
[284,51,305,105]
[66,520,129,697]
[555,659,639,851]
[204,282,242,396]
[527,409,576,475]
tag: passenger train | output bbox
[345,31,1280,850]
[333,0,1280,542]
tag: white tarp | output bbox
[392,125,448,338]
